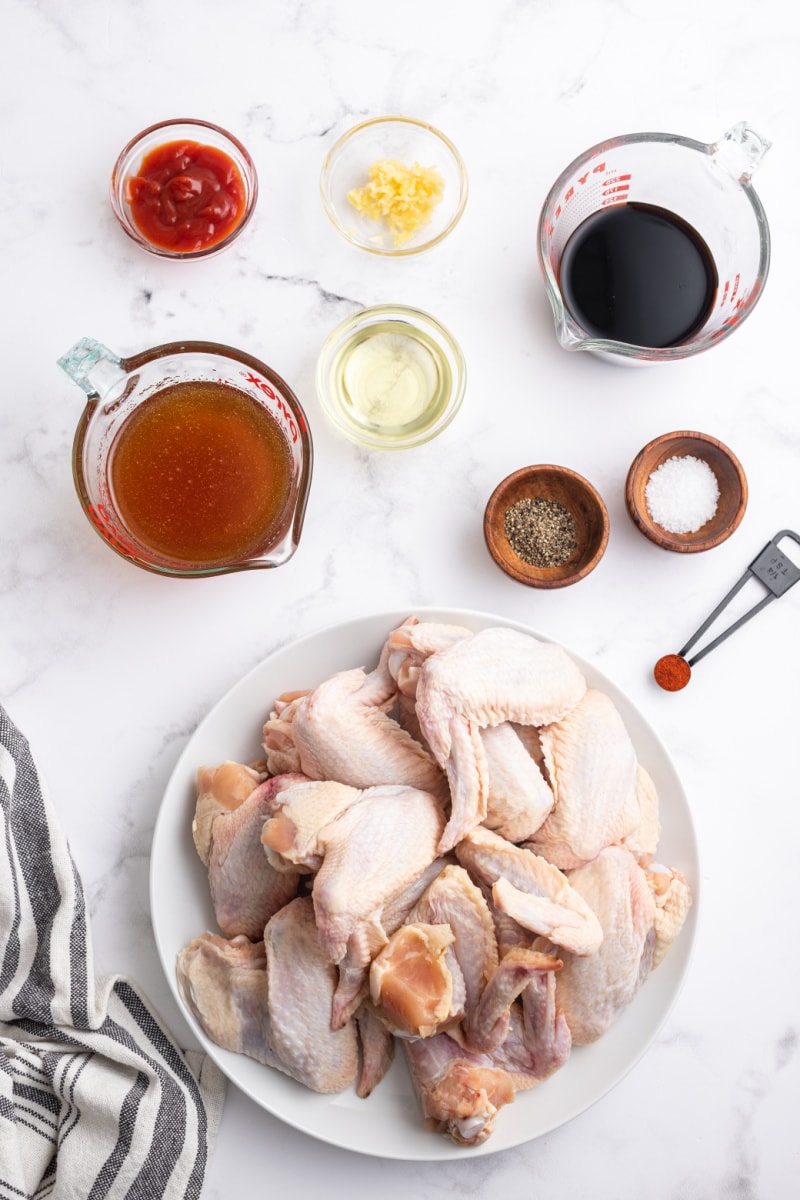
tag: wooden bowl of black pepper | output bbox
[483,465,609,588]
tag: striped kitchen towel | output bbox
[0,703,226,1199]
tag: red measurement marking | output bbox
[88,504,140,558]
[242,370,278,401]
[549,162,607,226]
[240,370,298,442]
[274,396,298,443]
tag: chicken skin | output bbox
[646,863,692,969]
[192,760,267,865]
[455,826,603,956]
[620,764,662,867]
[311,785,446,967]
[176,897,359,1093]
[479,722,554,843]
[555,846,657,1044]
[264,656,445,797]
[260,779,363,873]
[194,766,302,939]
[414,627,586,852]
[527,689,640,869]
[408,864,498,1025]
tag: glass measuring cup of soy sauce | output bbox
[58,337,313,577]
[536,122,771,364]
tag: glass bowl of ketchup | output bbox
[110,118,258,259]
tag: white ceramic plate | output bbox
[150,608,699,1160]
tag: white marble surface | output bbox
[3,0,799,1194]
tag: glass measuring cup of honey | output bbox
[536,122,771,363]
[58,338,313,577]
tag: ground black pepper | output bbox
[503,497,577,567]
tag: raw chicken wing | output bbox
[261,693,307,775]
[354,1003,396,1098]
[268,657,446,796]
[176,900,359,1093]
[646,863,692,968]
[415,627,586,851]
[404,1033,515,1147]
[463,946,563,1055]
[488,957,572,1088]
[312,784,446,967]
[260,778,363,873]
[480,722,554,843]
[195,767,302,939]
[527,689,640,869]
[331,855,452,1029]
[620,764,662,866]
[456,826,603,956]
[193,760,266,864]
[408,864,498,1027]
[555,846,657,1044]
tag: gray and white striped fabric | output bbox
[0,704,226,1198]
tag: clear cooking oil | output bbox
[330,321,452,441]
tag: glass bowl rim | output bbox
[315,302,467,449]
[110,117,259,260]
[319,115,469,257]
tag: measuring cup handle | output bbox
[711,122,772,182]
[57,337,125,400]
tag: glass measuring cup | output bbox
[537,122,771,363]
[58,337,313,577]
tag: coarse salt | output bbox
[645,454,720,534]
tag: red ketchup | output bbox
[126,140,247,252]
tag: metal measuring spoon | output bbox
[654,530,800,690]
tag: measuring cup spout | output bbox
[57,337,125,400]
[711,122,772,183]
[551,308,589,352]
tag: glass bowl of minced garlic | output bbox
[320,115,468,255]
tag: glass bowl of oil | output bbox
[315,304,466,450]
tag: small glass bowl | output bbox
[320,116,468,256]
[315,304,466,450]
[110,118,258,259]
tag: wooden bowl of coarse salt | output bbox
[625,431,748,553]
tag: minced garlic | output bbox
[347,159,445,246]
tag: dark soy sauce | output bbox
[559,203,718,348]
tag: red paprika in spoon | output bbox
[654,654,692,691]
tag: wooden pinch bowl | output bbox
[484,465,609,588]
[625,431,748,553]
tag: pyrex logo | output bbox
[545,161,607,238]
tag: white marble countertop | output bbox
[3,0,799,1195]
